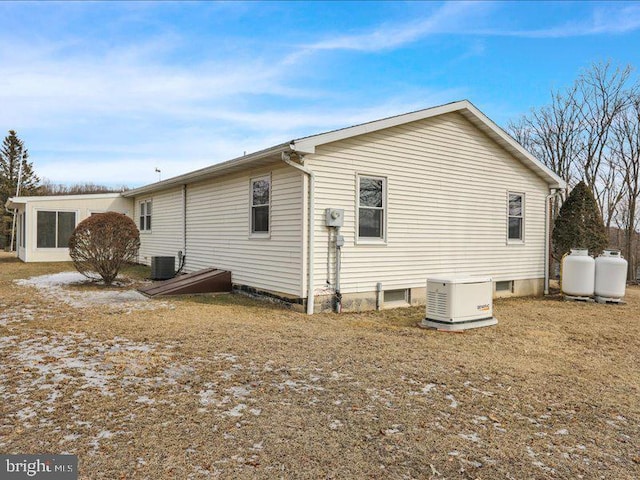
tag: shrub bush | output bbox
[552,181,608,258]
[69,212,140,285]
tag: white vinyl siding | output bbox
[308,111,549,295]
[136,164,304,297]
[136,187,184,265]
[186,165,304,296]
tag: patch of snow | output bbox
[458,432,480,443]
[250,441,264,452]
[225,404,247,417]
[445,394,458,408]
[199,389,219,407]
[227,386,251,399]
[14,271,166,311]
[16,271,87,288]
[532,461,556,473]
[329,419,343,430]
[383,424,403,435]
[460,458,483,468]
[555,428,569,435]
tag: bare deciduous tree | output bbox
[574,61,636,216]
[611,95,640,280]
[509,61,640,276]
[37,179,128,195]
[508,87,582,187]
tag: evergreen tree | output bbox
[552,181,609,258]
[0,130,40,248]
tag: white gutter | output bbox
[282,150,315,315]
[544,188,564,295]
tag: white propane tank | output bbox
[562,249,595,297]
[595,250,628,299]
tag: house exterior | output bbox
[5,193,132,262]
[7,101,565,313]
[122,100,565,312]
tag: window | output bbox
[358,175,385,240]
[384,289,409,304]
[36,211,76,248]
[251,176,270,234]
[139,200,152,231]
[495,280,513,292]
[19,212,25,248]
[508,193,524,241]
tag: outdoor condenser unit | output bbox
[151,256,176,281]
[420,276,498,331]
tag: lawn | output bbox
[1,252,639,479]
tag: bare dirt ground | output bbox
[1,252,639,479]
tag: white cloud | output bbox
[295,2,484,55]
[291,2,640,56]
[475,5,640,38]
[5,2,635,187]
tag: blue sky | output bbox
[2,1,640,187]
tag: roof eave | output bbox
[123,142,292,197]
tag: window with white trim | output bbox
[19,212,25,248]
[139,200,152,231]
[508,193,524,241]
[36,211,76,248]
[358,175,386,240]
[251,176,270,234]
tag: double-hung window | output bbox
[36,211,76,248]
[139,200,152,231]
[251,176,270,234]
[358,175,386,240]
[508,192,524,241]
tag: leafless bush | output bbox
[69,212,140,285]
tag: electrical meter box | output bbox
[325,208,344,227]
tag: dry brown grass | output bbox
[1,252,639,479]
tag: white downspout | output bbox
[282,150,315,314]
[182,184,187,269]
[544,188,563,295]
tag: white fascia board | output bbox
[5,193,123,209]
[5,197,25,209]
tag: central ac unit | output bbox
[420,276,498,331]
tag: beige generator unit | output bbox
[420,276,498,331]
